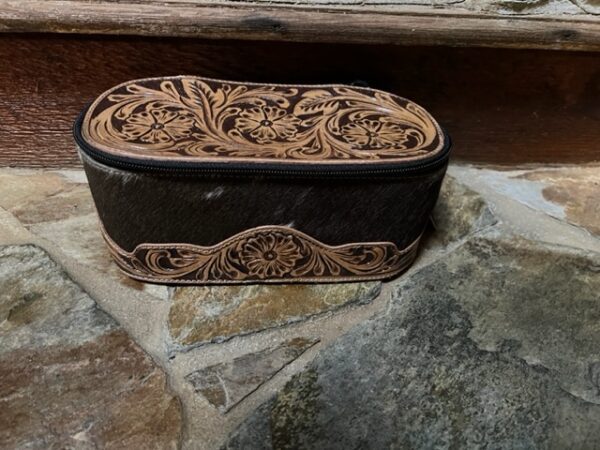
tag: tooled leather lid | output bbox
[79,76,448,168]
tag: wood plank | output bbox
[0,34,598,167]
[0,0,599,51]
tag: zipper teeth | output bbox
[74,115,450,178]
[83,146,449,177]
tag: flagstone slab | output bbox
[0,245,182,449]
[449,165,600,237]
[429,175,497,246]
[186,337,318,413]
[224,237,600,449]
[517,166,600,236]
[0,170,93,225]
[168,283,380,348]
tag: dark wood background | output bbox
[2,0,599,51]
[1,33,598,167]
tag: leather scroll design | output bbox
[84,76,444,163]
[102,225,420,284]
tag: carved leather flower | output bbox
[235,106,301,144]
[341,118,409,149]
[240,233,303,278]
[122,108,194,144]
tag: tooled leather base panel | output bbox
[102,225,421,284]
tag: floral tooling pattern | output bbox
[83,77,444,162]
[102,225,420,284]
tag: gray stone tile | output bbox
[449,165,600,237]
[0,245,182,449]
[429,175,497,247]
[186,337,318,413]
[224,237,600,449]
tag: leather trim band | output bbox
[101,225,421,284]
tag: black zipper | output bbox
[73,109,451,179]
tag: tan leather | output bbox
[81,76,445,166]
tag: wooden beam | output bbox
[0,34,598,167]
[0,1,599,51]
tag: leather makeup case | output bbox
[74,76,450,284]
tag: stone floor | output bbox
[0,164,598,449]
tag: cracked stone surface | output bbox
[0,245,182,449]
[168,283,381,348]
[0,171,94,225]
[224,237,600,449]
[449,166,600,238]
[187,337,318,414]
[517,166,600,236]
[429,175,497,246]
